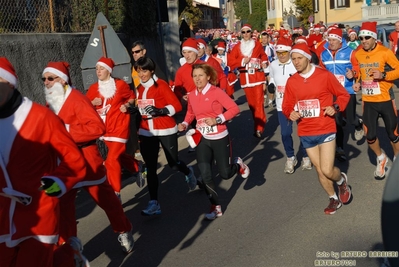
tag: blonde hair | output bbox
[191,63,218,85]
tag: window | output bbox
[330,0,350,8]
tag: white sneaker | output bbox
[235,157,250,178]
[205,205,223,220]
[354,119,364,141]
[301,157,312,170]
[68,237,90,267]
[284,157,298,174]
[374,152,388,179]
[118,231,134,253]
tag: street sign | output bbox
[80,12,132,90]
[308,15,314,23]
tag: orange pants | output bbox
[104,141,138,192]
[243,83,267,133]
[58,182,132,245]
[0,239,55,267]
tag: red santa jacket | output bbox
[56,87,107,187]
[227,40,268,88]
[0,98,86,247]
[86,78,135,143]
[137,77,182,136]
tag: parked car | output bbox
[376,23,396,48]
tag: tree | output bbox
[234,0,267,31]
[294,0,313,28]
[179,0,202,29]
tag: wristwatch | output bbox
[215,117,222,124]
[382,71,387,80]
[333,104,340,112]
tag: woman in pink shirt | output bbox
[178,63,250,220]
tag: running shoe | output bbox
[284,157,298,174]
[68,237,90,267]
[354,119,364,141]
[324,198,342,215]
[338,172,351,204]
[141,200,161,216]
[335,147,346,162]
[235,157,250,178]
[205,205,223,220]
[185,166,197,190]
[374,152,388,179]
[118,231,134,253]
[136,161,146,188]
[301,157,312,170]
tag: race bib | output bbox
[335,75,345,87]
[97,104,111,116]
[137,99,155,115]
[361,80,381,95]
[196,118,218,135]
[297,99,320,118]
[248,58,261,69]
[276,85,285,99]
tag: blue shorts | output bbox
[300,133,336,149]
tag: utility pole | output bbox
[249,0,252,14]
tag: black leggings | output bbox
[335,94,362,148]
[363,100,399,143]
[139,133,190,200]
[196,135,239,205]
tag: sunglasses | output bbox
[359,36,372,41]
[132,49,142,54]
[276,51,289,56]
[241,30,251,34]
[41,76,59,82]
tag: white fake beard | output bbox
[240,39,255,57]
[44,82,65,114]
[98,77,116,99]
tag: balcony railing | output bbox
[362,2,399,20]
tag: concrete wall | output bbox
[0,33,171,105]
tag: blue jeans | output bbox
[277,111,307,158]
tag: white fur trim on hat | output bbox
[186,129,202,148]
[291,48,312,60]
[0,67,17,87]
[328,33,342,42]
[358,30,377,39]
[182,46,199,54]
[42,67,69,82]
[96,62,113,73]
[275,45,291,51]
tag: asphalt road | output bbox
[75,85,399,267]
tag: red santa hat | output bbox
[182,38,199,54]
[348,29,357,36]
[359,21,377,39]
[291,43,312,60]
[241,24,252,31]
[328,28,343,42]
[197,38,207,49]
[231,34,237,39]
[295,36,308,44]
[42,61,70,82]
[275,38,292,51]
[96,57,114,73]
[217,41,226,50]
[186,129,202,148]
[0,57,17,88]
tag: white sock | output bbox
[330,193,338,200]
[337,175,345,185]
[378,153,386,161]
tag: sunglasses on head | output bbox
[41,76,59,82]
[241,30,251,34]
[359,36,372,41]
[132,49,142,54]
